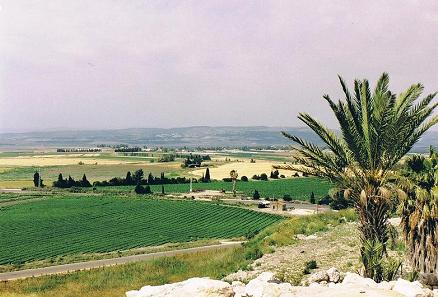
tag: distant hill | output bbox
[0,126,436,152]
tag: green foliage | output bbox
[309,192,315,204]
[382,257,402,281]
[360,240,384,282]
[252,190,260,200]
[283,194,292,202]
[0,196,282,265]
[282,73,437,281]
[303,259,317,273]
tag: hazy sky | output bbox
[1,0,437,132]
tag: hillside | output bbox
[1,126,437,152]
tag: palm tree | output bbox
[281,73,437,279]
[230,170,238,196]
[397,152,437,274]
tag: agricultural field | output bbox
[190,159,295,180]
[99,178,332,200]
[0,195,282,266]
[0,151,187,188]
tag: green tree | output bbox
[133,169,144,184]
[309,192,315,204]
[205,168,211,182]
[397,152,437,274]
[81,174,92,187]
[33,171,43,187]
[281,73,437,280]
[125,171,133,185]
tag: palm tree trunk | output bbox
[404,218,438,274]
[357,193,391,280]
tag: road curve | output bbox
[0,241,242,281]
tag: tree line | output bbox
[51,168,213,188]
[53,174,92,188]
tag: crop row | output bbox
[0,196,281,265]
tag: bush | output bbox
[222,178,232,182]
[305,260,318,269]
[134,184,153,194]
[252,174,260,180]
[309,192,316,204]
[283,194,292,202]
[253,190,260,200]
[260,173,268,181]
[318,195,331,205]
[241,176,249,182]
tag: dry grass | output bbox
[0,156,138,166]
[252,222,361,285]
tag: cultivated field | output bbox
[191,159,296,180]
[0,195,282,266]
[99,178,332,200]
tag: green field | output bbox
[100,178,332,200]
[0,196,282,265]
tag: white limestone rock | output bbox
[342,272,378,289]
[326,267,341,283]
[392,278,426,297]
[307,271,329,283]
[126,277,233,297]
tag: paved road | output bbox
[0,241,242,281]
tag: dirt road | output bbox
[0,241,242,281]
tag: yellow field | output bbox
[0,180,33,188]
[0,156,146,167]
[190,160,296,179]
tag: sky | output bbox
[0,0,437,132]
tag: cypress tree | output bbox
[125,171,133,185]
[33,171,40,187]
[205,168,211,182]
[81,174,92,187]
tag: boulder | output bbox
[308,271,329,283]
[126,277,233,297]
[244,272,293,297]
[222,269,255,283]
[326,267,340,283]
[392,278,425,297]
[377,281,396,291]
[341,272,378,289]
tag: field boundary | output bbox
[0,241,242,281]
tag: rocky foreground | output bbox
[126,268,438,297]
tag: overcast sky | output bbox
[0,0,437,132]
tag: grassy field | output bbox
[0,195,282,266]
[99,178,332,200]
[0,210,356,297]
[0,163,183,185]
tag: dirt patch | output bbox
[250,222,361,285]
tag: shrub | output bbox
[305,260,318,270]
[241,176,249,182]
[260,173,268,181]
[253,190,260,200]
[309,192,316,204]
[222,178,232,182]
[318,195,331,205]
[283,194,292,202]
[134,184,152,194]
